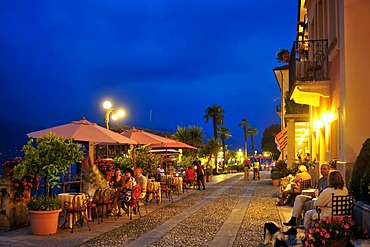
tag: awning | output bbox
[275,127,287,151]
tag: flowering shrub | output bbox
[305,216,368,247]
[94,157,115,181]
[2,157,40,202]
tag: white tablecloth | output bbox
[146,182,161,202]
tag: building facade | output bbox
[273,0,370,183]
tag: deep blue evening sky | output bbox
[0,0,297,151]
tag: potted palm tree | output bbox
[13,132,83,235]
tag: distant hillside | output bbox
[0,121,44,163]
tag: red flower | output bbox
[2,157,40,202]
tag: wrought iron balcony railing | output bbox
[289,39,329,91]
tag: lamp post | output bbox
[102,100,125,158]
[103,100,125,130]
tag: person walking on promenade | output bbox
[194,158,205,190]
[244,159,251,180]
[253,158,260,180]
[282,163,330,235]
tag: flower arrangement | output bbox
[305,216,368,247]
[276,48,290,63]
[1,157,40,202]
[95,157,115,181]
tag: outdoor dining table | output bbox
[170,176,183,194]
[146,181,161,203]
[57,192,87,229]
[160,175,183,194]
[301,188,317,198]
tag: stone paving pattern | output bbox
[0,172,304,247]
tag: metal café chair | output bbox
[63,194,91,233]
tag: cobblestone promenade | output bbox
[0,172,303,247]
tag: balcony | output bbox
[288,39,330,107]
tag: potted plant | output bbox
[205,170,212,182]
[271,170,282,186]
[276,48,290,63]
[13,132,83,235]
[305,216,368,247]
[26,196,61,235]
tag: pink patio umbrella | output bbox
[147,140,197,150]
[121,128,175,144]
[27,118,138,145]
[121,128,197,150]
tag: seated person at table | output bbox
[118,168,137,215]
[122,168,137,201]
[276,165,311,206]
[108,168,125,215]
[134,167,147,199]
[184,166,195,187]
[282,163,330,235]
[303,170,348,231]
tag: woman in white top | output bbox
[304,170,348,230]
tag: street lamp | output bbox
[103,100,125,130]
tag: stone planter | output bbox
[0,179,29,230]
[28,209,62,235]
[353,201,370,234]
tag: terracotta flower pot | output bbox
[272,179,280,187]
[28,209,62,235]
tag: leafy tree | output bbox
[261,124,281,160]
[248,125,258,152]
[199,138,221,172]
[349,138,370,203]
[14,133,83,197]
[172,125,204,157]
[238,119,249,157]
[219,125,231,170]
[205,105,225,168]
[205,105,225,139]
